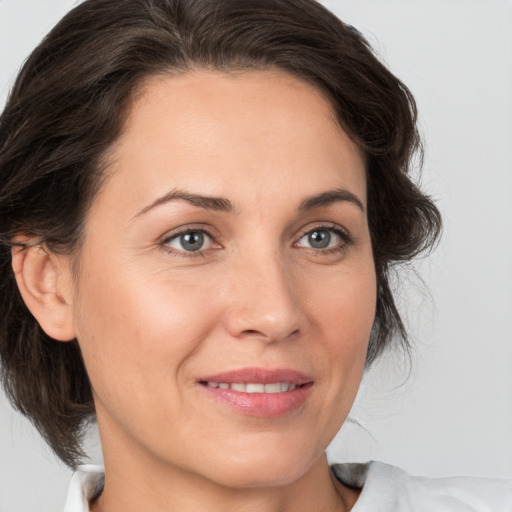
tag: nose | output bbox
[222,250,302,344]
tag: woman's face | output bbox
[65,70,376,488]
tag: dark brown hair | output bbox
[0,0,441,468]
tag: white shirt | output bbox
[333,462,512,511]
[62,461,512,511]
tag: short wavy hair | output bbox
[0,0,441,467]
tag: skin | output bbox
[15,70,377,511]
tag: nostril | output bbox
[225,301,302,343]
[239,327,301,343]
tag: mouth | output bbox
[197,368,313,417]
[199,381,306,393]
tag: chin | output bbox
[210,464,310,490]
[194,443,322,490]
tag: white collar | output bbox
[62,464,104,512]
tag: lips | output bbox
[197,367,313,417]
[205,382,298,393]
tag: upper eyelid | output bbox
[160,224,219,244]
[158,221,352,251]
[297,223,351,240]
[159,227,218,257]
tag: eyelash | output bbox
[160,225,217,258]
[294,223,353,256]
[160,223,353,259]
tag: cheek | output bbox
[308,259,376,338]
[71,260,220,393]
[306,259,376,384]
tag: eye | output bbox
[295,226,350,252]
[163,230,214,253]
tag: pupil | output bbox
[309,230,330,249]
[181,232,203,251]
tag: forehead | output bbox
[100,69,366,214]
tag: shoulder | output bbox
[331,461,512,512]
[62,465,104,512]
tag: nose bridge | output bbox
[223,244,301,342]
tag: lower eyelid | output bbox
[295,226,352,248]
[159,225,351,257]
[161,228,217,253]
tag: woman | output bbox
[0,0,510,510]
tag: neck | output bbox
[90,451,359,512]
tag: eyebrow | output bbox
[133,189,234,219]
[299,188,365,213]
[133,186,364,219]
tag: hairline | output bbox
[67,64,370,284]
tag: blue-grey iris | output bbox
[308,230,331,249]
[180,231,204,251]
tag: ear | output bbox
[11,240,76,342]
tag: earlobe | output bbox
[11,241,77,342]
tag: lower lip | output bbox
[200,383,313,417]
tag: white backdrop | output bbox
[1,1,511,510]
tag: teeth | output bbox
[246,383,265,393]
[205,382,299,393]
[264,383,281,393]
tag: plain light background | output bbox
[1,1,511,510]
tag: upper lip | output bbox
[198,367,312,385]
